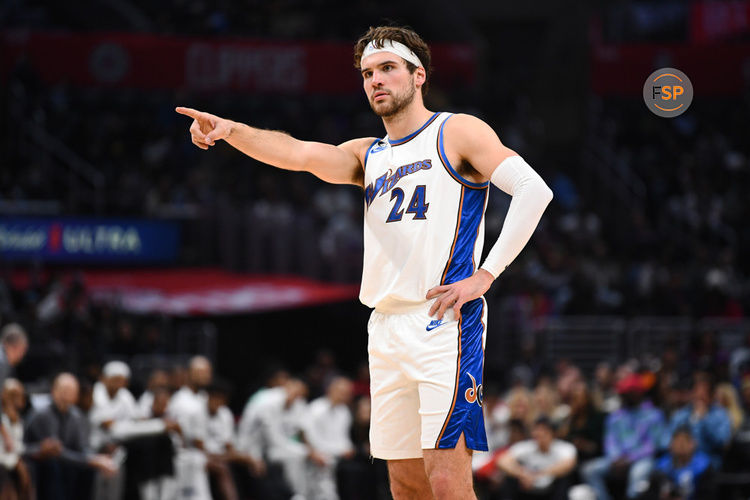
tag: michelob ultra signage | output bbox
[0,217,179,263]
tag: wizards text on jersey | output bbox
[364,159,432,208]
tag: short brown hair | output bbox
[353,26,432,96]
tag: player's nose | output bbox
[371,69,385,86]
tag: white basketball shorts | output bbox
[367,297,489,460]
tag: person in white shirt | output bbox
[0,379,31,500]
[91,362,179,447]
[90,361,180,500]
[166,356,213,499]
[498,417,577,500]
[304,377,355,500]
[204,382,240,500]
[251,378,326,499]
[137,369,170,418]
[237,367,290,466]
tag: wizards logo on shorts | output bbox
[464,372,483,407]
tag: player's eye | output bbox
[383,65,392,71]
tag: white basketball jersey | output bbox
[359,112,490,310]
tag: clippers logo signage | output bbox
[0,217,179,263]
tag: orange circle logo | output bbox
[643,68,693,118]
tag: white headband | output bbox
[360,39,423,69]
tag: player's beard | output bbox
[370,78,417,118]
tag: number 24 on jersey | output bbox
[386,185,429,223]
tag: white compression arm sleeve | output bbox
[480,155,553,279]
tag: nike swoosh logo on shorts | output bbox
[426,319,443,331]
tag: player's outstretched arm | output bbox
[427,114,553,319]
[176,107,370,187]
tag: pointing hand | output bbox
[176,107,233,150]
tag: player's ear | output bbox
[417,67,427,86]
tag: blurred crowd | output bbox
[1,317,750,499]
[0,332,383,500]
[476,349,750,500]
[4,55,749,313]
[0,0,471,40]
[2,2,750,498]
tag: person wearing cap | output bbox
[176,24,552,499]
[580,373,665,500]
[90,361,180,500]
[91,361,180,446]
[661,373,731,469]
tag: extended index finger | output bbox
[175,106,202,119]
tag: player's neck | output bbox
[381,101,433,142]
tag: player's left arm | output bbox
[427,113,553,319]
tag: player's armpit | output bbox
[297,137,375,187]
[442,114,518,181]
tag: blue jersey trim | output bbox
[363,137,381,170]
[435,298,488,451]
[437,115,491,190]
[440,186,488,286]
[388,112,440,146]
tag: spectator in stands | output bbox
[0,379,32,500]
[250,377,325,498]
[556,364,584,406]
[205,381,241,500]
[90,361,139,450]
[740,374,750,414]
[661,374,731,468]
[305,349,340,400]
[647,426,715,500]
[0,324,28,386]
[91,361,179,500]
[557,381,605,463]
[144,387,171,419]
[532,380,569,426]
[168,363,189,393]
[591,361,619,413]
[136,386,180,499]
[24,373,117,500]
[167,356,213,499]
[137,369,170,416]
[653,343,682,410]
[303,376,355,500]
[237,364,290,463]
[715,382,744,434]
[581,373,665,500]
[168,356,211,445]
[498,416,577,500]
[490,387,534,451]
[474,418,528,496]
[661,377,693,421]
[729,332,750,381]
[0,323,28,457]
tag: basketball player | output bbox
[177,26,552,500]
